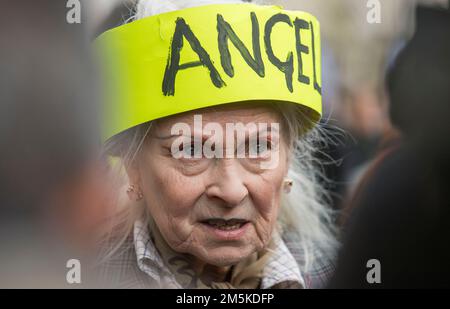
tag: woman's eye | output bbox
[248,139,271,157]
[180,142,203,158]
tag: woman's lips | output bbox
[200,218,250,240]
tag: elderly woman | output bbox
[96,0,337,289]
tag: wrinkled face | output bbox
[128,103,290,267]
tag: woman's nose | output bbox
[205,159,249,207]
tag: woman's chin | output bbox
[195,245,256,267]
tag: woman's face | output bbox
[129,104,290,267]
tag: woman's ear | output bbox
[125,159,141,186]
[125,159,145,201]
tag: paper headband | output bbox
[96,3,323,141]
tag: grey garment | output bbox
[283,234,336,289]
[95,220,334,289]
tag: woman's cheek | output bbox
[165,215,196,248]
[152,166,203,217]
[253,219,274,248]
[140,164,199,245]
[249,175,283,215]
[247,174,284,245]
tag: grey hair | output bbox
[101,0,338,275]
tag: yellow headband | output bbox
[96,3,322,141]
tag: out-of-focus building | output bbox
[277,0,448,134]
[278,0,447,92]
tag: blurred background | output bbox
[0,0,448,288]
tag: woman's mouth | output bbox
[200,218,250,240]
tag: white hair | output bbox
[135,0,247,19]
[102,0,338,276]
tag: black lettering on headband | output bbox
[264,14,294,93]
[162,17,225,96]
[310,21,322,95]
[217,12,265,78]
[294,18,310,85]
[162,14,322,97]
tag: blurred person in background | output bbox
[329,5,450,288]
[277,0,448,213]
[0,0,110,287]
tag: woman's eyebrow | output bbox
[151,133,208,141]
[246,124,279,138]
[152,124,279,140]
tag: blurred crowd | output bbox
[0,0,449,288]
